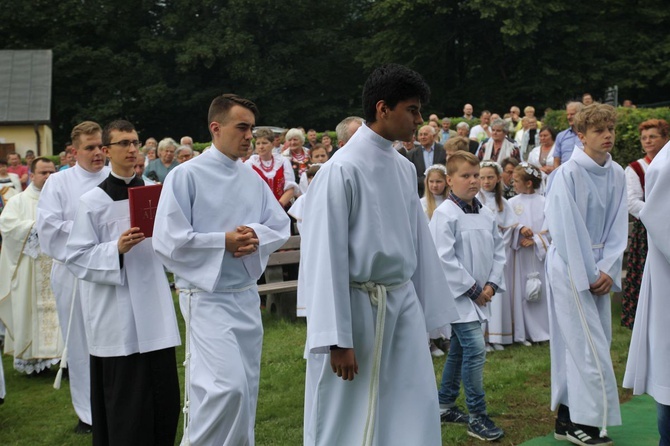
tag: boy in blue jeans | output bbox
[429,151,506,441]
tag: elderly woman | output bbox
[477,118,520,162]
[146,137,179,183]
[282,128,311,180]
[621,119,670,329]
[175,145,194,164]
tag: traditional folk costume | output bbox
[66,173,181,445]
[624,141,670,435]
[152,147,290,446]
[299,124,458,446]
[477,190,517,346]
[508,193,550,343]
[544,148,627,432]
[246,153,297,206]
[477,138,520,162]
[36,163,110,425]
[620,155,650,329]
[282,147,311,185]
[0,184,63,374]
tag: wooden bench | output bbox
[257,235,300,319]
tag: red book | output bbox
[128,185,162,238]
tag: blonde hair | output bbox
[444,136,469,154]
[423,165,448,219]
[574,103,617,134]
[71,121,102,148]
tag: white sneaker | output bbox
[492,343,505,351]
[430,342,445,357]
[517,340,532,347]
[485,344,494,353]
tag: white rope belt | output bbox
[350,280,409,446]
[179,283,255,445]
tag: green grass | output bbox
[0,298,633,445]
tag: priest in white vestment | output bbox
[544,104,627,443]
[66,120,181,445]
[0,158,63,374]
[623,140,670,445]
[36,121,110,433]
[299,65,458,446]
[153,94,290,446]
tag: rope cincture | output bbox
[350,280,408,446]
[181,288,197,446]
[567,256,609,439]
[53,278,78,390]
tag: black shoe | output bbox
[554,418,573,441]
[74,419,92,434]
[440,405,469,424]
[0,397,4,405]
[467,414,504,441]
[564,422,612,445]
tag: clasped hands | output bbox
[520,226,535,248]
[225,225,259,258]
[474,284,495,307]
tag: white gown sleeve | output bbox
[545,170,600,292]
[640,146,670,262]
[624,165,644,219]
[299,163,354,353]
[151,169,228,293]
[596,171,628,290]
[36,177,72,263]
[66,199,125,286]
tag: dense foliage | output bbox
[2,0,669,148]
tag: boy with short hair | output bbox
[545,103,627,446]
[429,150,506,441]
[66,120,181,445]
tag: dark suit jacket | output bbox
[468,139,480,155]
[407,143,446,197]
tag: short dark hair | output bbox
[0,158,7,167]
[31,156,55,172]
[208,93,259,125]
[539,126,558,141]
[362,64,430,123]
[500,157,520,170]
[102,120,136,145]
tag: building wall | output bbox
[0,125,53,157]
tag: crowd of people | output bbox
[0,63,667,446]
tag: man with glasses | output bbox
[66,120,180,445]
[37,121,110,434]
[153,93,290,445]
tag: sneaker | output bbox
[492,343,505,351]
[554,418,573,441]
[430,342,445,357]
[467,414,504,441]
[440,406,469,424]
[485,344,494,353]
[564,422,612,445]
[517,340,532,347]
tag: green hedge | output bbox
[543,107,670,167]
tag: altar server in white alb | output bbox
[299,64,458,446]
[0,157,63,374]
[623,139,670,446]
[36,121,110,434]
[152,94,290,446]
[545,103,627,446]
[66,120,181,445]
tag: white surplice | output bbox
[508,193,550,342]
[477,190,516,344]
[624,141,670,405]
[0,184,63,373]
[544,148,627,429]
[299,124,458,446]
[36,163,110,424]
[65,186,180,357]
[152,146,290,446]
[429,200,507,325]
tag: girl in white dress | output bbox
[420,164,448,220]
[477,161,517,351]
[508,163,551,344]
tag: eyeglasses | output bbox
[107,140,142,148]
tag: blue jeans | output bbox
[659,402,670,446]
[438,321,487,416]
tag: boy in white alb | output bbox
[429,151,506,442]
[545,104,627,446]
[66,120,181,445]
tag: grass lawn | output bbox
[0,297,633,445]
